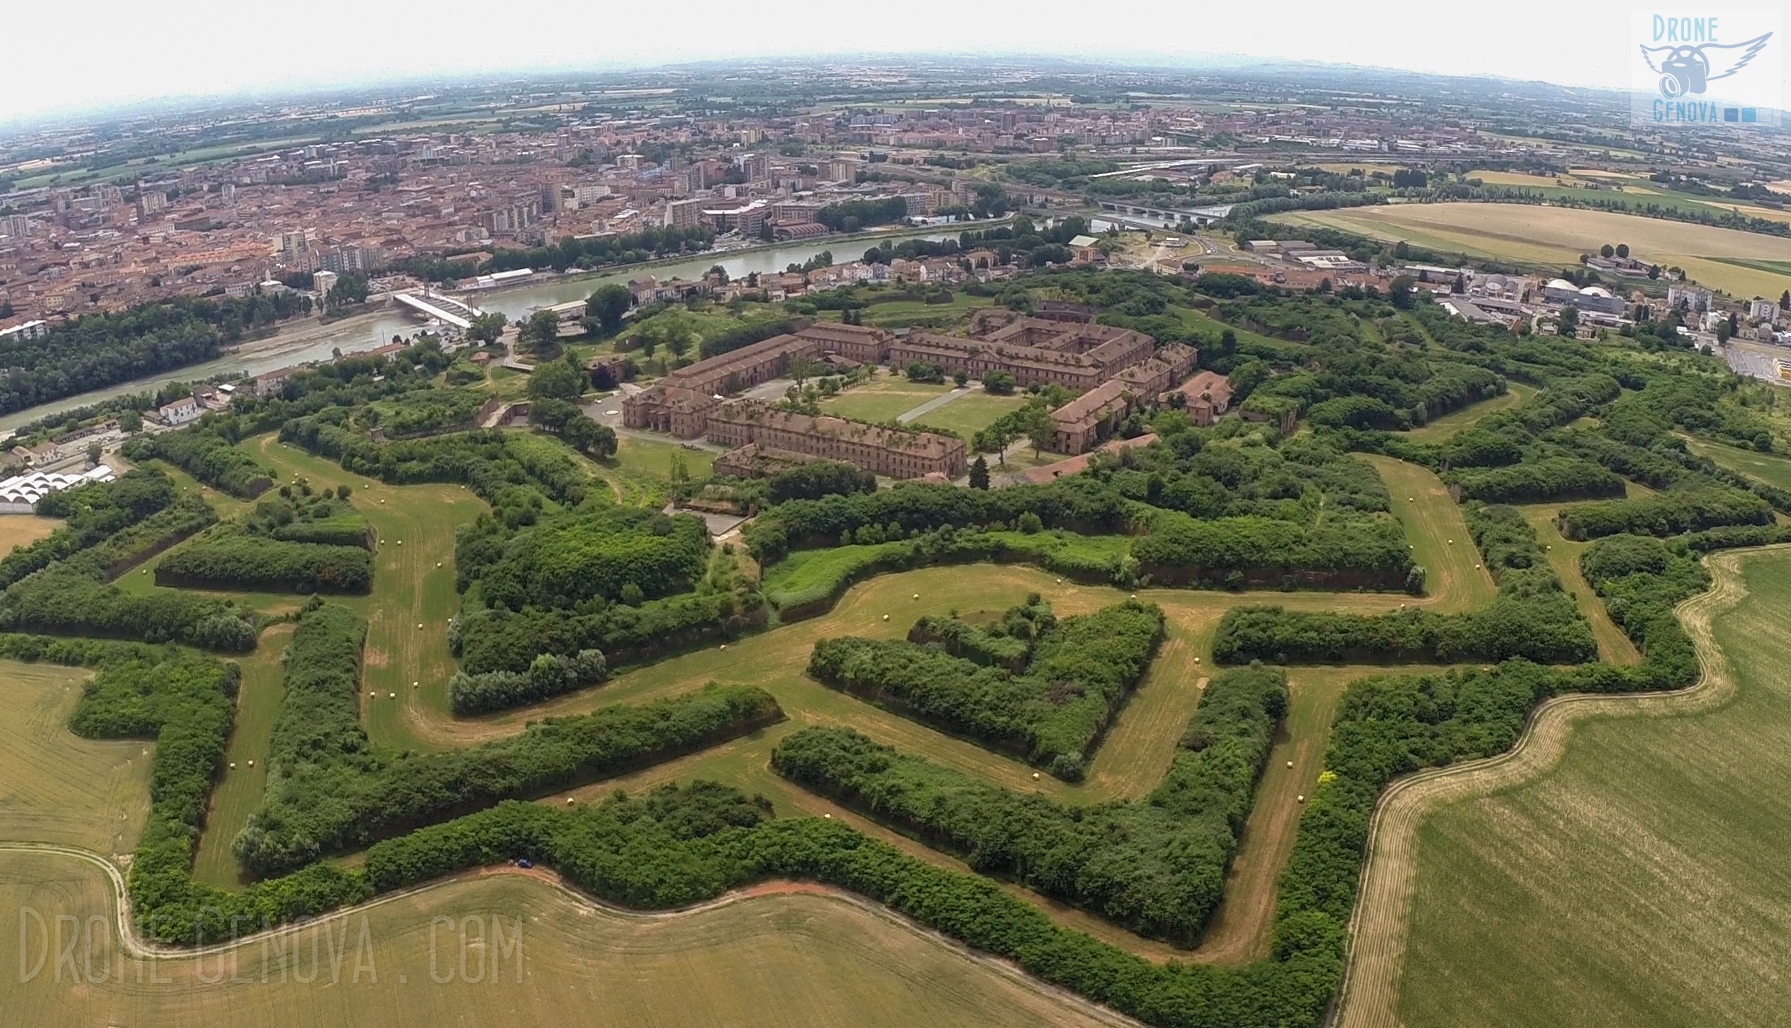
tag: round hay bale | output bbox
[1297,795,1305,803]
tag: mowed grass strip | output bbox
[820,371,953,423]
[911,391,1029,439]
[191,623,294,887]
[1394,548,1791,1028]
[1515,505,1641,666]
[1362,455,1497,614]
[1398,382,1536,443]
[0,852,1129,1028]
[1681,434,1791,494]
[0,661,149,855]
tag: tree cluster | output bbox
[807,600,1165,779]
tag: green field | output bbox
[1682,435,1791,493]
[190,624,293,887]
[586,435,715,505]
[1390,547,1791,1028]
[911,391,1029,438]
[820,371,953,422]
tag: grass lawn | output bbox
[0,660,148,856]
[820,371,953,423]
[0,853,1129,1028]
[1681,435,1791,493]
[910,391,1028,438]
[1399,382,1537,443]
[587,435,713,505]
[1393,547,1791,1028]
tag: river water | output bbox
[0,227,961,435]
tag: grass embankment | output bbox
[0,852,1127,1028]
[1362,455,1497,614]
[1388,547,1791,1028]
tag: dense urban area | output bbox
[4,54,1791,1028]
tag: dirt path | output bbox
[1332,546,1766,1028]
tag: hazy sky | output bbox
[0,2,1775,123]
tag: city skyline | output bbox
[0,2,1697,125]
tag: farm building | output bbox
[0,465,114,514]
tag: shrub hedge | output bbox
[770,664,1286,945]
[808,600,1164,779]
[155,530,373,593]
[1558,487,1774,540]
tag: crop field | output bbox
[0,515,63,553]
[1398,382,1536,443]
[819,371,954,422]
[0,661,148,856]
[1271,203,1791,298]
[0,852,1129,1028]
[1375,547,1791,1028]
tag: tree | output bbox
[968,456,990,490]
[1729,312,1741,337]
[789,357,824,387]
[323,272,369,313]
[1600,244,1615,258]
[1716,319,1732,342]
[518,310,564,358]
[117,410,143,434]
[86,442,103,466]
[953,370,969,387]
[467,312,507,345]
[1389,274,1417,309]
[1616,243,1630,258]
[1780,289,1790,311]
[528,356,586,402]
[707,265,729,285]
[1557,305,1580,337]
[1019,405,1056,459]
[983,371,1016,395]
[585,284,632,335]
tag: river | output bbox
[0,226,965,435]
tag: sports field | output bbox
[1341,546,1791,1028]
[1272,203,1791,299]
[0,852,1128,1028]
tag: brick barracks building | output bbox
[623,314,1206,473]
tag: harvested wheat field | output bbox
[0,852,1134,1028]
[1275,203,1791,299]
[1339,546,1791,1028]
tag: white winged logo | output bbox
[1640,32,1773,98]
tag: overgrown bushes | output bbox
[155,530,373,593]
[237,601,784,875]
[807,600,1164,778]
[124,426,274,498]
[1444,456,1624,504]
[449,649,608,716]
[1558,487,1773,540]
[0,469,178,588]
[465,507,709,610]
[1132,512,1414,590]
[772,664,1286,945]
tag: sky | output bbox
[0,2,1781,124]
